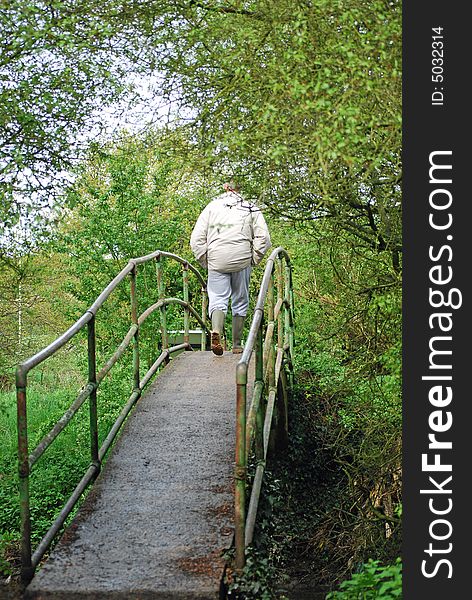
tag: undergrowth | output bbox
[224,367,402,599]
[0,357,137,580]
[326,559,402,599]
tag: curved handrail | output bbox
[234,247,294,570]
[16,252,207,386]
[16,251,211,584]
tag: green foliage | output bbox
[226,547,282,600]
[0,346,141,576]
[57,130,204,273]
[326,559,402,599]
[0,531,19,577]
[142,0,401,266]
[264,218,402,583]
[2,2,402,583]
[224,464,292,599]
[0,250,75,376]
[0,384,88,543]
[0,0,161,238]
[295,350,346,395]
[51,129,213,364]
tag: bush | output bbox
[326,559,402,599]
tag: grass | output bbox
[0,353,137,578]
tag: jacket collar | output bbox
[217,191,243,206]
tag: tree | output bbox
[1,1,403,585]
[0,0,162,240]
[2,0,401,260]
[267,215,402,581]
[136,0,401,269]
[52,128,214,364]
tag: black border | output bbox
[403,2,468,597]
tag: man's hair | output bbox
[223,180,241,192]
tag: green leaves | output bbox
[51,129,212,361]
[326,558,402,599]
[1,0,159,240]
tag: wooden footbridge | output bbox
[15,248,294,598]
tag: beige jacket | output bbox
[190,191,271,272]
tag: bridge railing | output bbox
[16,250,210,584]
[234,246,294,569]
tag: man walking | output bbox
[190,181,271,355]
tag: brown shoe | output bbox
[232,346,243,354]
[211,331,224,356]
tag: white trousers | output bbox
[208,267,251,317]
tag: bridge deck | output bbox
[26,351,250,599]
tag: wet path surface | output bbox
[25,351,247,599]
